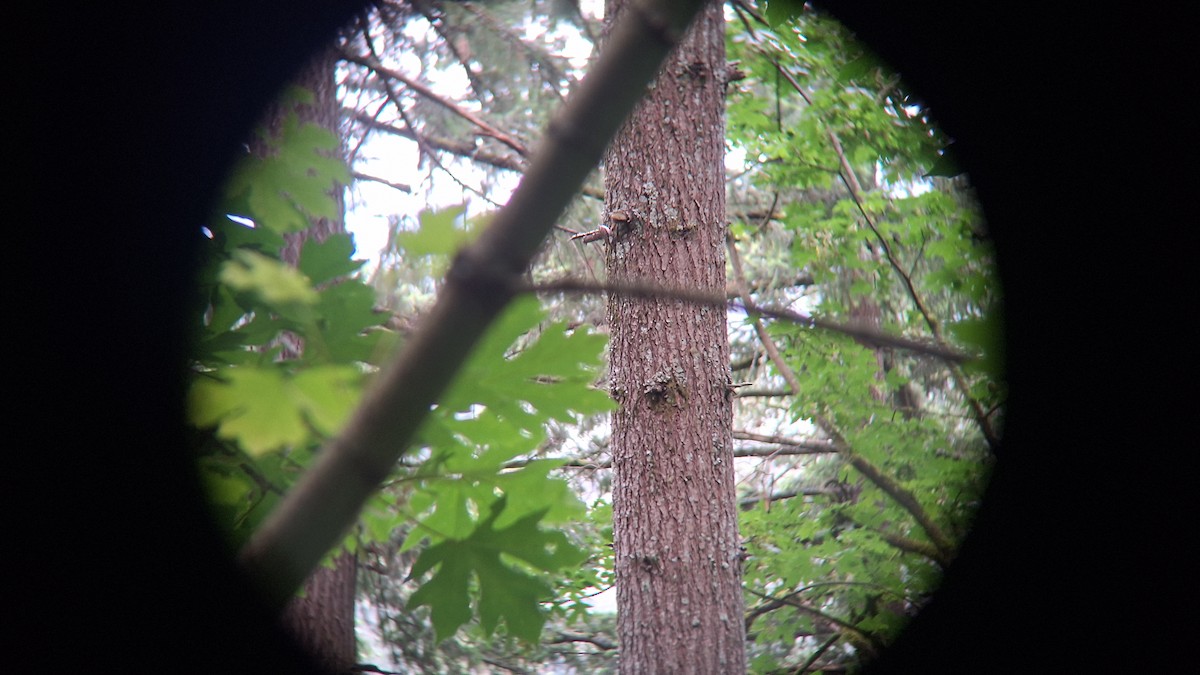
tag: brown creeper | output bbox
[570,209,631,243]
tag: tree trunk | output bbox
[603,1,746,672]
[281,551,358,673]
[256,45,358,674]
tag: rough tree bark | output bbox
[603,1,747,672]
[253,45,358,674]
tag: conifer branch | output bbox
[339,49,530,155]
[349,111,528,172]
[460,1,577,100]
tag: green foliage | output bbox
[222,109,350,234]
[189,96,614,650]
[394,205,478,259]
[723,6,1000,671]
[407,497,589,641]
[189,364,362,456]
[762,0,806,28]
[188,98,391,561]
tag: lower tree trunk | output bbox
[282,551,358,673]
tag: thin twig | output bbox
[414,2,489,104]
[348,112,611,200]
[350,111,528,172]
[383,81,504,208]
[795,633,842,674]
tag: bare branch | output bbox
[824,422,957,560]
[500,442,835,472]
[732,431,837,454]
[524,277,973,363]
[550,631,617,651]
[744,587,884,658]
[349,111,610,201]
[732,387,792,397]
[351,170,411,193]
[739,486,840,509]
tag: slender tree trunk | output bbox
[255,45,358,674]
[603,1,746,672]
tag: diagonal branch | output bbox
[350,111,528,172]
[412,1,490,105]
[339,49,529,156]
[238,0,716,611]
[349,111,607,201]
[873,528,950,566]
[375,70,505,207]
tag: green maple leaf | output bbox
[222,115,349,235]
[220,249,318,308]
[298,233,365,285]
[188,366,308,455]
[395,205,478,259]
[441,295,612,428]
[407,497,588,641]
[188,364,362,455]
[310,280,389,363]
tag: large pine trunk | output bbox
[603,1,746,672]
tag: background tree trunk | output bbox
[281,552,358,673]
[603,1,746,672]
[255,44,358,674]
